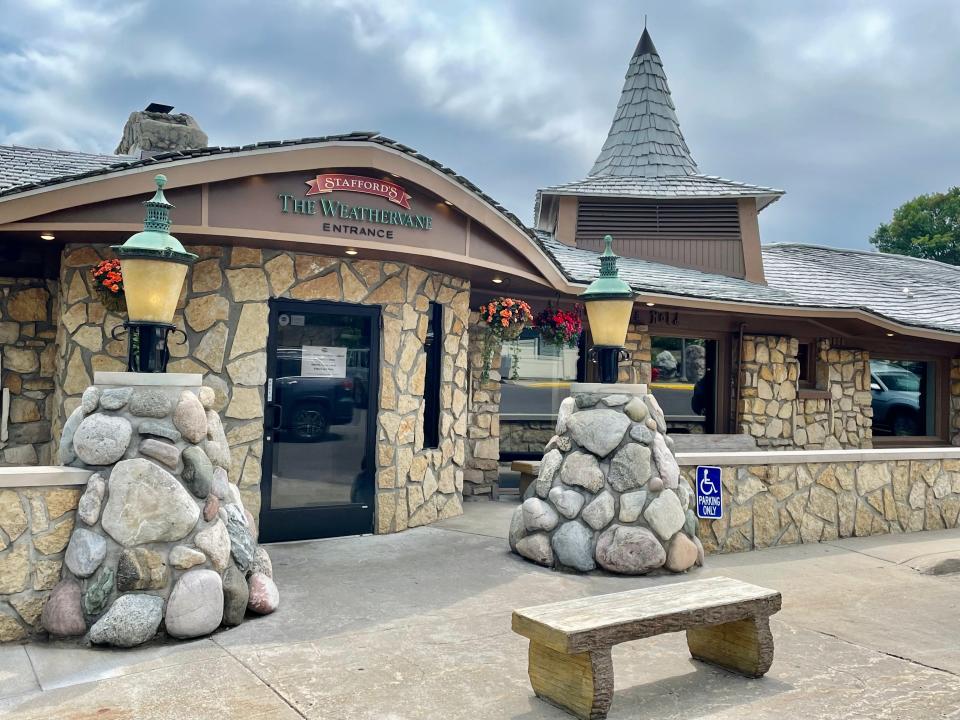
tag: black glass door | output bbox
[259,299,379,542]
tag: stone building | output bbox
[1,28,960,556]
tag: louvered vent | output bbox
[576,198,745,277]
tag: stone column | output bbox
[464,313,501,496]
[0,279,58,465]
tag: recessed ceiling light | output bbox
[885,332,895,337]
[491,277,504,284]
[444,200,454,206]
[645,302,655,307]
[40,233,55,241]
[345,249,358,256]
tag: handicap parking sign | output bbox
[695,466,723,519]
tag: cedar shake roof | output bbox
[590,28,698,178]
[537,232,960,336]
[0,145,135,191]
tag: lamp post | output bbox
[112,174,197,372]
[581,235,635,384]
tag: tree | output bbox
[869,187,960,265]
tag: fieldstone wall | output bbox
[683,456,960,554]
[738,336,872,449]
[0,279,58,465]
[53,244,469,534]
[500,420,554,455]
[0,481,85,642]
[464,314,501,496]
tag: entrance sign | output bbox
[695,465,723,519]
[300,346,347,378]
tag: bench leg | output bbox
[527,641,613,720]
[686,615,774,678]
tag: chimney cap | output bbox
[145,102,174,114]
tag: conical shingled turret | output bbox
[590,28,698,178]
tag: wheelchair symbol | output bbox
[700,475,718,495]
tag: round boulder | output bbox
[596,525,666,575]
[182,446,214,498]
[565,409,630,457]
[89,594,164,648]
[41,579,86,637]
[64,527,107,578]
[173,391,207,444]
[551,521,595,572]
[73,414,132,465]
[247,573,279,615]
[165,569,224,638]
[101,458,200,546]
[222,565,249,627]
[516,533,554,567]
[665,532,699,573]
[522,497,559,533]
[195,519,230,572]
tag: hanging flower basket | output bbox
[534,303,583,349]
[90,259,127,313]
[478,297,532,382]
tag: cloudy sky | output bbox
[1,0,958,250]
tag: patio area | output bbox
[2,498,960,719]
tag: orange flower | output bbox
[501,319,509,327]
[500,309,511,318]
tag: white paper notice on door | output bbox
[300,346,348,378]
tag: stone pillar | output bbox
[618,323,651,384]
[509,383,701,574]
[43,372,278,646]
[737,335,800,448]
[464,313,501,496]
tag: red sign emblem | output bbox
[305,173,412,209]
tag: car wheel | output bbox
[292,407,328,440]
[892,410,920,436]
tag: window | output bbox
[797,342,816,387]
[500,327,581,416]
[422,302,442,448]
[650,336,716,433]
[870,358,935,437]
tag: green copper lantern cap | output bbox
[111,175,198,264]
[580,235,635,301]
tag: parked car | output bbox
[870,361,922,436]
[273,347,355,441]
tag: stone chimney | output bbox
[115,103,208,157]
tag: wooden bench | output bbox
[511,576,782,720]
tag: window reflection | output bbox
[650,336,714,433]
[870,359,933,437]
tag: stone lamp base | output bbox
[41,372,278,646]
[509,383,703,574]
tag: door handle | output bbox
[266,403,283,431]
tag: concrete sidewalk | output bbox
[2,499,960,719]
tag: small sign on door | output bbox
[301,346,347,378]
[695,465,723,519]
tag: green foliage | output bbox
[870,187,960,265]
